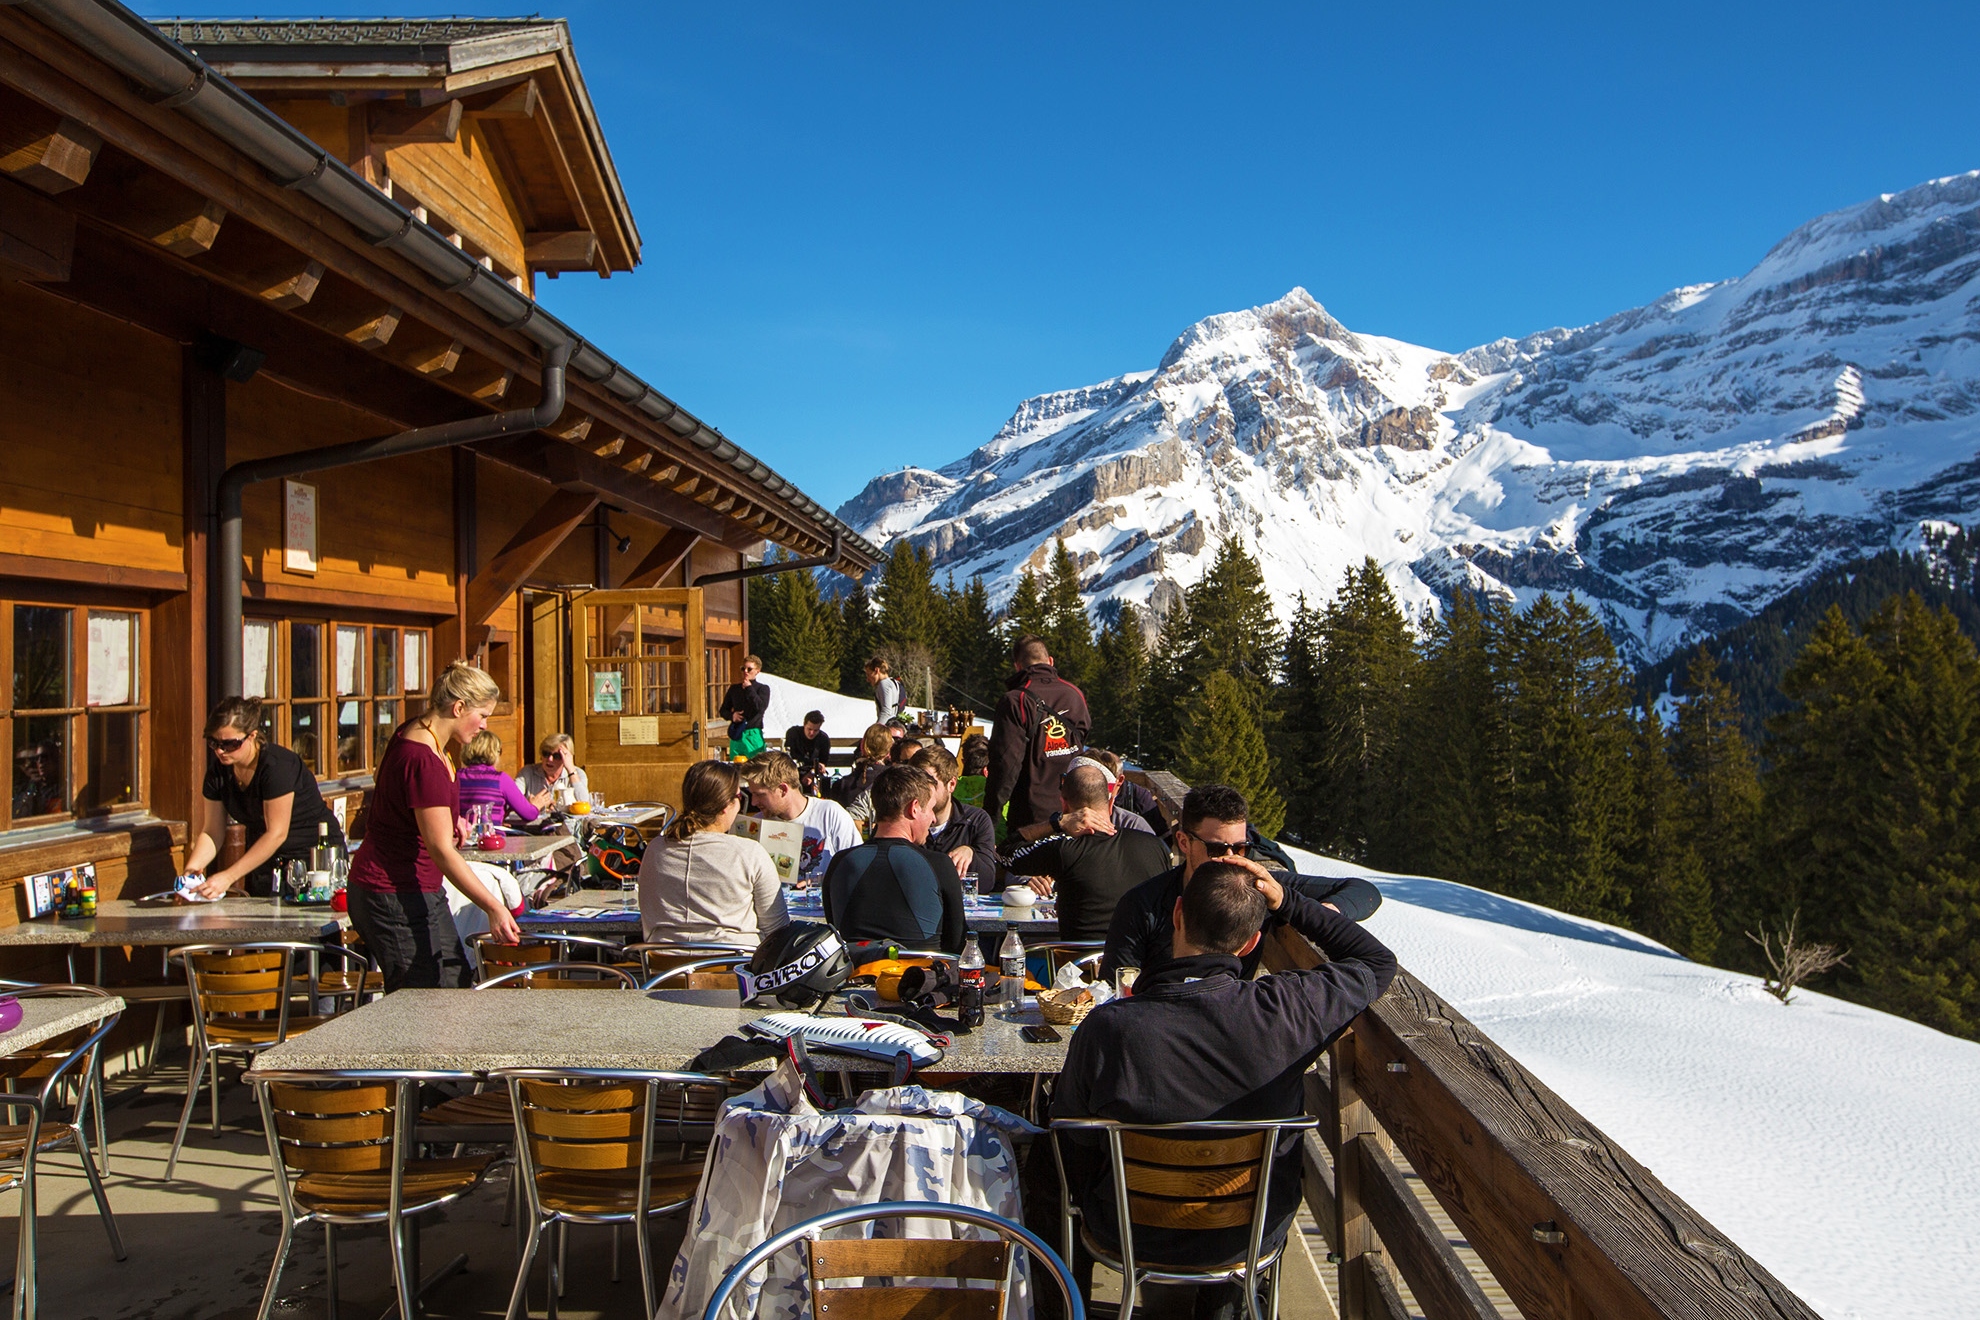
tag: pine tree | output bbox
[942,574,1002,713]
[1392,595,1498,885]
[874,541,944,660]
[1625,707,1719,960]
[1312,560,1416,864]
[1140,602,1190,765]
[1275,595,1324,844]
[1041,539,1097,687]
[1173,538,1282,696]
[1003,570,1050,649]
[1177,668,1286,838]
[1668,648,1761,945]
[1092,602,1151,758]
[836,577,877,699]
[751,556,841,691]
[1492,594,1637,923]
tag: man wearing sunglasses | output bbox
[1098,783,1379,982]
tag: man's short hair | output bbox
[1180,784,1249,834]
[1084,748,1123,778]
[1011,633,1050,667]
[746,749,801,792]
[911,744,959,782]
[804,710,825,727]
[1060,763,1110,811]
[1181,861,1270,954]
[742,653,762,670]
[871,765,936,822]
[866,655,890,675]
[891,737,924,763]
[959,733,991,775]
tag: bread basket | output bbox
[1036,986,1097,1026]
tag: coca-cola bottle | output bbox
[957,932,985,1030]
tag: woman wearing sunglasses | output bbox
[183,696,345,898]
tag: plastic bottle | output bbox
[999,930,1027,1008]
[957,933,985,1029]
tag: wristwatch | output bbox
[1051,812,1064,834]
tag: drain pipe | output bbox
[215,340,574,697]
[691,531,844,586]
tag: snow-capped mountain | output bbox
[837,170,1980,664]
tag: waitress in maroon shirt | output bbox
[346,660,522,990]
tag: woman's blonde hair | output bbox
[462,730,502,766]
[428,660,501,715]
[664,760,744,841]
[859,723,892,761]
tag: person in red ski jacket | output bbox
[986,634,1091,835]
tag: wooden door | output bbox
[569,588,711,808]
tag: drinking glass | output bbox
[589,791,606,814]
[960,872,978,901]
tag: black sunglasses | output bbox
[1183,830,1250,859]
[205,734,250,752]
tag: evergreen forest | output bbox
[750,536,1980,1041]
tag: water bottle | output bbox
[999,930,1026,1009]
[957,933,985,1030]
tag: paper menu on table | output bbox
[730,816,803,883]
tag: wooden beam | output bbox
[464,488,599,628]
[0,89,100,194]
[525,230,596,267]
[621,448,652,474]
[368,98,463,145]
[463,79,539,119]
[73,154,224,257]
[621,527,700,589]
[551,414,592,444]
[1355,1137,1501,1320]
[590,435,624,458]
[296,275,403,349]
[479,437,742,546]
[0,174,74,281]
[202,220,324,310]
[471,369,514,403]
[380,320,464,377]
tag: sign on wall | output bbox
[591,671,623,712]
[283,479,318,575]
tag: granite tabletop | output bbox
[0,994,124,1056]
[249,987,1072,1076]
[0,898,343,948]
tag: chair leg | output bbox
[550,1220,566,1316]
[610,1223,620,1282]
[324,1223,339,1320]
[1268,1258,1284,1320]
[505,1221,543,1320]
[386,1217,417,1320]
[165,1043,207,1179]
[254,1217,295,1320]
[14,1153,36,1320]
[207,1051,223,1137]
[635,1216,658,1320]
[72,1129,126,1261]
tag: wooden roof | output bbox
[155,17,638,277]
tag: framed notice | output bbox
[618,715,659,745]
[283,480,318,575]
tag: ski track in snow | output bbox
[1280,847,1980,1320]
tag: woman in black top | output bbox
[183,696,345,898]
[718,653,770,750]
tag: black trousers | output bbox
[346,886,471,991]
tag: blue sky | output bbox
[153,2,1980,510]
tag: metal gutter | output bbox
[214,341,573,697]
[692,531,843,587]
[7,0,879,569]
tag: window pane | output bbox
[336,700,364,773]
[291,704,322,775]
[83,711,139,809]
[243,620,277,700]
[87,611,138,707]
[291,624,322,699]
[14,606,71,710]
[373,629,400,696]
[257,703,278,745]
[12,716,67,818]
[373,700,398,764]
[403,631,428,693]
[335,626,363,696]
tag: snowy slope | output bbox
[1278,845,1980,1320]
[840,171,1980,663]
[756,670,873,742]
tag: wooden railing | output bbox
[1123,765,1816,1319]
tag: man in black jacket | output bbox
[1100,784,1381,982]
[1053,861,1397,1318]
[987,634,1090,835]
[718,654,770,752]
[1007,763,1170,938]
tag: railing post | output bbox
[1333,1028,1382,1320]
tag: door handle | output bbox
[691,725,701,751]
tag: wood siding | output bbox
[384,120,529,280]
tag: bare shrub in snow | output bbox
[1746,911,1848,1004]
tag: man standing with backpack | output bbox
[986,634,1090,835]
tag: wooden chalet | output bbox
[0,4,879,916]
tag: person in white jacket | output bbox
[637,760,788,946]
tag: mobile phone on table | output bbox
[1020,1024,1062,1044]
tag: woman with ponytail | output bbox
[636,759,787,946]
[346,660,523,989]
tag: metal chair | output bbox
[1027,941,1106,982]
[641,956,751,992]
[0,985,127,1320]
[252,1071,493,1320]
[1048,1116,1320,1320]
[477,961,642,991]
[468,933,624,983]
[0,977,110,1177]
[621,941,754,983]
[165,941,368,1179]
[701,1201,1084,1320]
[497,1067,728,1320]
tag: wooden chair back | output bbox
[804,1236,1013,1320]
[265,1081,396,1176]
[474,939,560,979]
[515,1078,648,1174]
[188,948,290,1019]
[1117,1130,1266,1230]
[643,956,749,992]
[478,961,641,990]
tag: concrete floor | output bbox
[2,1058,1338,1320]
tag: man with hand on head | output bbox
[1008,754,1154,844]
[910,744,997,891]
[1006,762,1169,940]
[746,750,861,886]
[821,764,966,953]
[1052,861,1397,1320]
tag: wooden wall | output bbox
[385,121,529,282]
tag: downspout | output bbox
[691,531,843,586]
[216,340,573,697]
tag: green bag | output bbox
[731,727,767,758]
